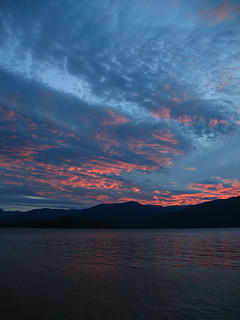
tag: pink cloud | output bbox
[200,2,240,25]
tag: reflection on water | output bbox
[0,228,240,319]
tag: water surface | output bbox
[0,228,240,319]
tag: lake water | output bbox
[0,228,240,319]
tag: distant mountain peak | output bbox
[120,201,141,206]
[1,195,240,228]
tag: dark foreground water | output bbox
[0,228,240,320]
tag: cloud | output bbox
[200,2,240,25]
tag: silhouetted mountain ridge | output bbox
[0,196,239,228]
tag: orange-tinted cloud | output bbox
[176,115,192,126]
[152,130,178,144]
[119,177,240,207]
[128,136,181,159]
[151,107,170,121]
[200,2,240,25]
[103,110,129,126]
[188,177,240,199]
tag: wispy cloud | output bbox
[200,2,240,25]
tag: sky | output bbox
[0,0,240,211]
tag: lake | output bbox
[0,228,239,319]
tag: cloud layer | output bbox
[0,0,240,210]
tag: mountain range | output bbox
[0,196,240,228]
